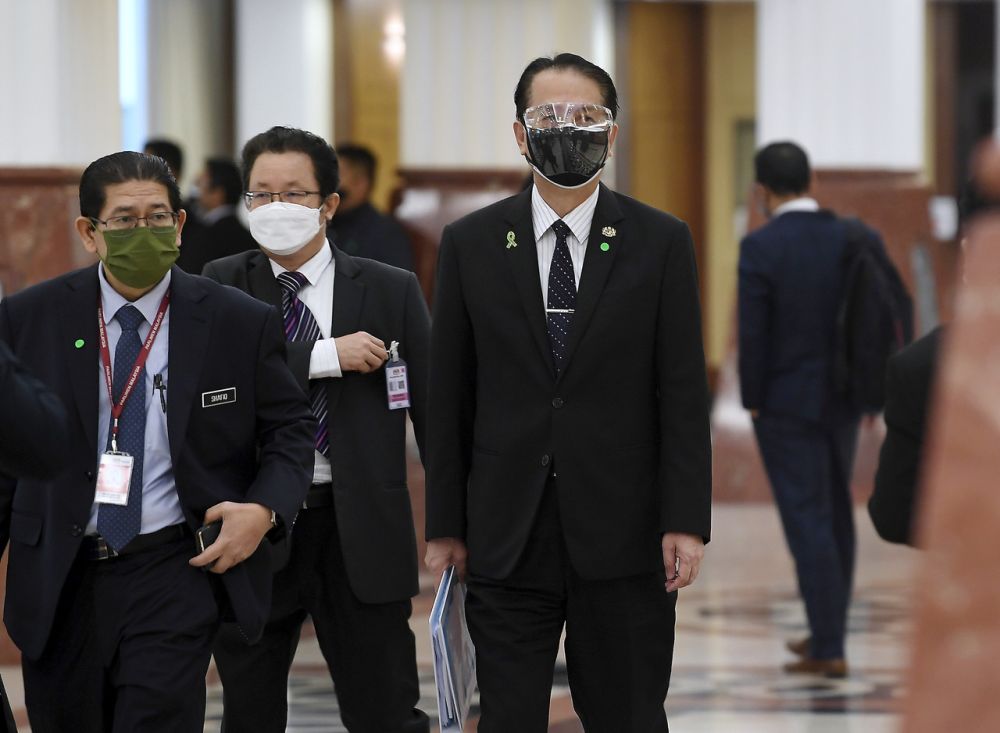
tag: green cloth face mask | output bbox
[100,226,179,289]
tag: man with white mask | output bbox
[204,126,431,733]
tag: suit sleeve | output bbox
[245,306,316,527]
[425,225,475,541]
[870,353,923,545]
[0,339,70,480]
[656,222,712,542]
[401,272,431,465]
[737,234,771,410]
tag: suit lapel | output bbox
[328,247,364,416]
[561,184,625,376]
[246,252,283,309]
[60,266,101,454]
[166,267,212,465]
[502,188,554,377]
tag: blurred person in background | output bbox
[327,143,414,271]
[175,157,257,274]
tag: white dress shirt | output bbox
[269,241,340,483]
[532,185,600,303]
[773,196,820,217]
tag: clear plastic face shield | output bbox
[522,102,614,189]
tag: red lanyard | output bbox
[97,291,171,452]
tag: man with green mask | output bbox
[0,150,316,733]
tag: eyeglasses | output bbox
[90,212,179,231]
[243,190,321,209]
[523,102,614,131]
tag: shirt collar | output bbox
[268,238,334,285]
[98,265,172,327]
[531,185,601,244]
[773,197,820,218]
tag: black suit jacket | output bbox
[426,184,712,581]
[328,202,415,272]
[870,327,942,546]
[0,265,315,658]
[0,340,69,479]
[203,243,431,603]
[738,211,869,423]
[176,213,258,276]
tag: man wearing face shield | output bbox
[0,151,315,732]
[204,126,431,733]
[425,54,712,732]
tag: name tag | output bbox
[202,387,237,408]
[385,362,410,410]
[95,452,134,506]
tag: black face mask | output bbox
[524,126,610,188]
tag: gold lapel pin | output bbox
[506,231,517,249]
[602,226,616,238]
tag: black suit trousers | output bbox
[466,480,677,733]
[22,537,219,733]
[213,504,428,733]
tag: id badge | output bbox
[385,359,411,410]
[94,452,134,505]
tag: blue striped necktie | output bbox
[97,304,146,550]
[546,219,576,374]
[277,271,330,455]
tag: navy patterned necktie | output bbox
[277,271,330,455]
[97,305,146,551]
[546,219,577,374]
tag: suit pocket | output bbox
[10,511,42,546]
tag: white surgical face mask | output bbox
[247,201,324,256]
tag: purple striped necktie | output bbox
[276,271,329,456]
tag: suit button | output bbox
[552,397,564,409]
[70,524,83,537]
[84,470,95,481]
[541,454,550,467]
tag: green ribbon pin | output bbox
[506,231,517,249]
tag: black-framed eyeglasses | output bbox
[244,190,321,209]
[90,212,180,231]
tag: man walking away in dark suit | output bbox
[739,141,868,678]
[327,143,415,271]
[207,126,431,733]
[175,157,257,274]
[0,151,315,733]
[425,54,712,733]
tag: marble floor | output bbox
[2,504,917,732]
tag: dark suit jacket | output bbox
[0,265,315,658]
[869,327,942,546]
[203,243,430,603]
[176,212,258,276]
[425,184,712,581]
[738,210,870,423]
[328,202,415,272]
[0,340,69,479]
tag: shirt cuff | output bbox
[308,337,343,379]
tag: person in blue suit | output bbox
[738,141,871,678]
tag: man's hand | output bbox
[189,501,273,574]
[662,532,705,593]
[335,331,388,373]
[425,537,468,583]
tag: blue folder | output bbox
[429,565,477,732]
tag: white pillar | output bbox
[234,0,334,152]
[0,0,121,165]
[144,0,231,188]
[400,0,614,169]
[757,0,925,170]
